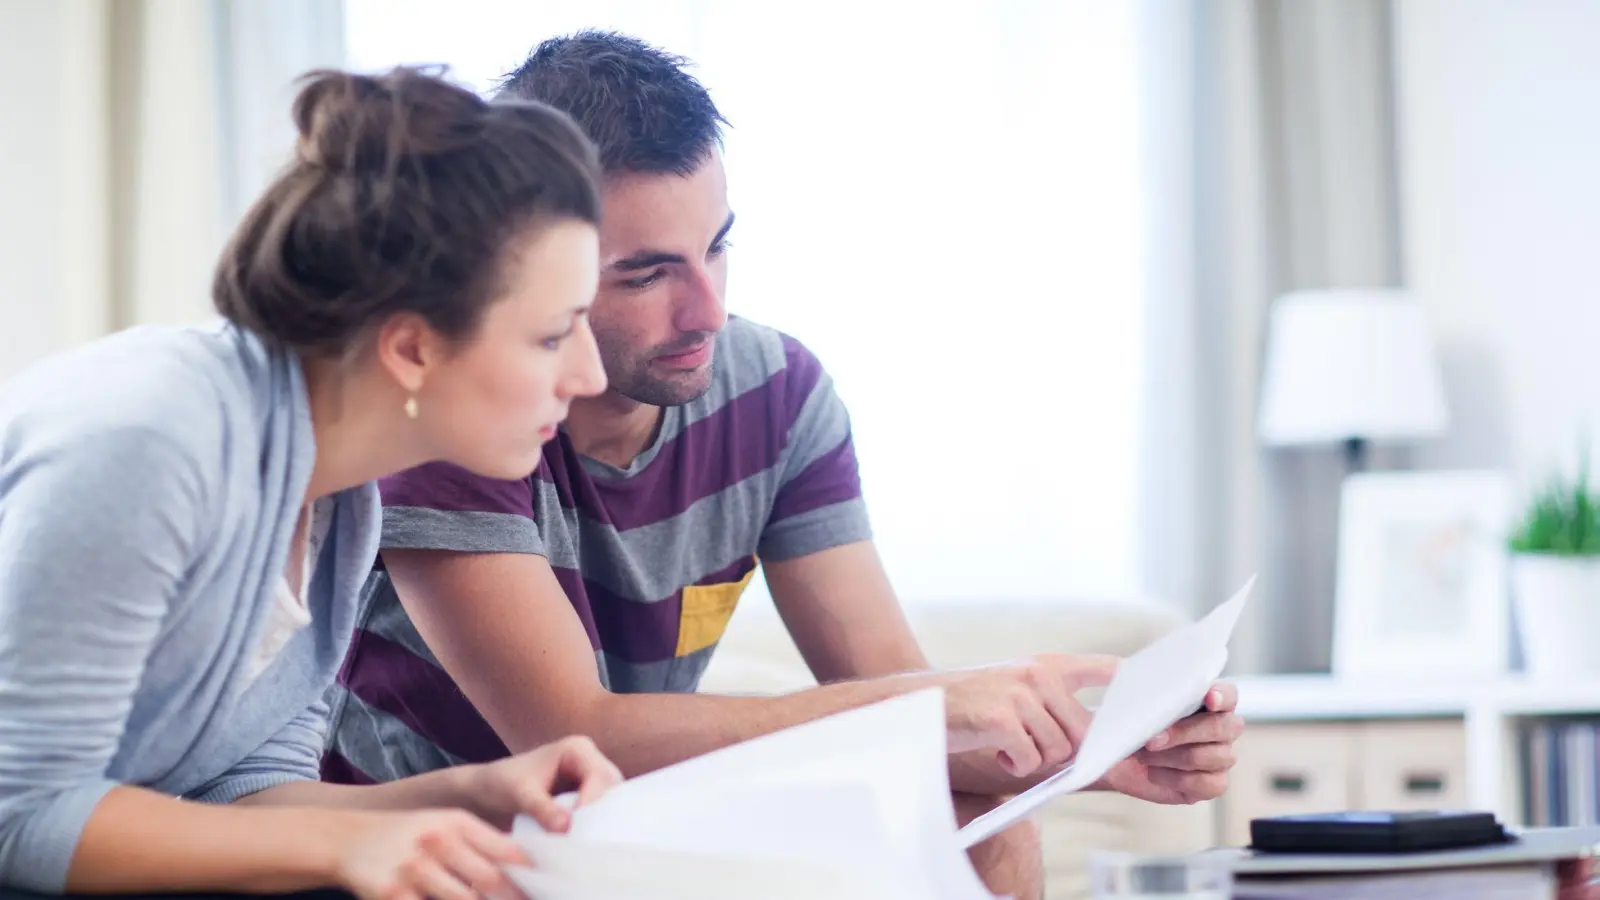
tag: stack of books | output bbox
[1524,717,1600,827]
[1226,826,1600,900]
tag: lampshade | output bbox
[1257,288,1450,447]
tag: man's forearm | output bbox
[541,671,951,777]
[561,669,1081,791]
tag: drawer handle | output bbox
[1268,773,1307,795]
[1405,773,1446,794]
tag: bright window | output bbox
[345,1,1151,604]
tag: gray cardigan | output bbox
[0,321,380,892]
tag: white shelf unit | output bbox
[1229,674,1600,824]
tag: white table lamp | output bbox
[1257,288,1450,469]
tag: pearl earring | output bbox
[404,396,419,420]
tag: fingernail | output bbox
[1149,732,1170,750]
[1208,689,1222,707]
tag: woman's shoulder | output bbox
[0,320,286,474]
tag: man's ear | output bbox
[373,312,444,394]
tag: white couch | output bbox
[697,596,1218,900]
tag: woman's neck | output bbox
[298,353,427,503]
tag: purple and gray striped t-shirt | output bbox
[321,316,871,784]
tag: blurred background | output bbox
[2,0,1598,870]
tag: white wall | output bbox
[1395,0,1600,486]
[0,0,224,381]
[0,1,344,382]
[0,1,69,378]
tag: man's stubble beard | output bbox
[605,352,716,408]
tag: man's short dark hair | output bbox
[496,30,727,177]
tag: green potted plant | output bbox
[1508,444,1600,677]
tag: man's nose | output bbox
[674,263,727,335]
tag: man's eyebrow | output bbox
[608,212,737,273]
[710,211,736,247]
[611,250,683,272]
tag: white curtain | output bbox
[0,0,343,379]
[213,0,349,228]
[347,0,1173,610]
[1187,0,1405,674]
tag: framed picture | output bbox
[1331,469,1514,678]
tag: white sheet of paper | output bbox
[548,777,893,867]
[507,827,898,900]
[512,688,997,900]
[957,576,1256,848]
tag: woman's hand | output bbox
[334,808,527,900]
[334,737,621,900]
[468,735,625,831]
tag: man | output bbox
[323,31,1241,899]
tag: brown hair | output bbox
[213,65,601,353]
[496,30,726,177]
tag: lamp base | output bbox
[1343,436,1370,473]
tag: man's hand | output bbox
[941,654,1120,777]
[1559,858,1599,899]
[1097,682,1242,804]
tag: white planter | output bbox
[1511,554,1600,677]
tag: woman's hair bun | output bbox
[292,66,488,174]
[213,64,601,353]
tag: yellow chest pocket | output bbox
[675,561,757,658]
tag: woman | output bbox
[0,66,616,899]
